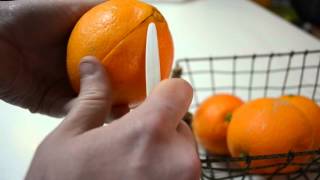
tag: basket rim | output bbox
[175,49,320,65]
[200,149,320,162]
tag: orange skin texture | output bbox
[227,98,314,174]
[281,95,320,149]
[67,0,174,105]
[192,94,244,155]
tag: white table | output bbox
[152,0,320,59]
[0,0,319,180]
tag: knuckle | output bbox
[158,101,177,116]
[142,113,166,134]
[134,102,180,140]
[152,102,176,124]
[80,90,111,107]
[139,102,179,138]
[82,88,109,100]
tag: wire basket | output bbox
[172,50,320,180]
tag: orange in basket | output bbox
[227,98,314,174]
[192,94,244,155]
[280,95,320,149]
[67,0,173,105]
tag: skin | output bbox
[0,0,129,117]
[26,57,201,180]
[0,1,201,180]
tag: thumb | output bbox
[121,79,193,131]
[58,56,112,135]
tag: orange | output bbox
[192,94,244,155]
[67,0,173,105]
[253,0,271,7]
[227,98,314,174]
[280,95,320,149]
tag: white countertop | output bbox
[153,0,320,59]
[0,0,319,179]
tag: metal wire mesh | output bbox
[173,50,320,180]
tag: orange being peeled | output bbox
[67,0,174,105]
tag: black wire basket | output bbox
[172,50,320,180]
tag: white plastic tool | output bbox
[145,23,161,96]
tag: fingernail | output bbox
[80,61,96,76]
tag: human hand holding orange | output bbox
[0,2,201,179]
[0,0,173,118]
[0,0,107,117]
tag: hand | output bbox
[0,0,108,117]
[25,57,201,180]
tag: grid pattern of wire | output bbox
[174,50,320,180]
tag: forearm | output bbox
[0,1,17,49]
[0,1,21,93]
